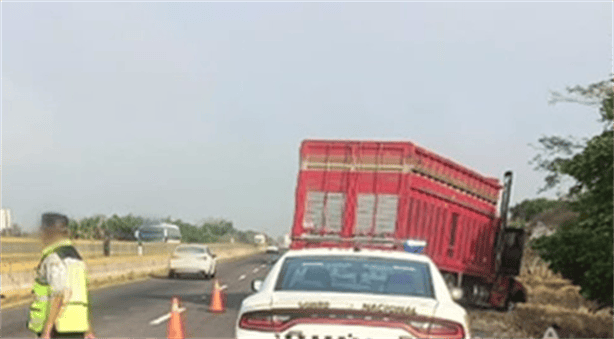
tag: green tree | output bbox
[72,216,105,240]
[104,214,144,240]
[530,79,613,307]
[68,213,257,245]
[167,218,204,243]
[509,198,564,222]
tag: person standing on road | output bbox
[103,232,111,257]
[137,239,143,256]
[27,213,95,339]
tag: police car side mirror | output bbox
[451,287,463,301]
[251,279,263,293]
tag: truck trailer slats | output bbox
[299,140,501,203]
[295,139,525,308]
[293,140,508,282]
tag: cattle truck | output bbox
[289,140,526,310]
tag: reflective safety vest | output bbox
[27,239,90,334]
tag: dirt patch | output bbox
[470,303,614,338]
[519,276,571,291]
[525,285,586,310]
[469,230,613,339]
[469,309,530,338]
[510,304,613,338]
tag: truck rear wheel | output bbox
[506,299,516,312]
[503,289,526,312]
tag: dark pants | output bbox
[38,328,84,338]
[103,241,110,256]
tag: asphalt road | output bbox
[2,252,493,338]
[1,253,275,338]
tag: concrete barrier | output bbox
[1,240,252,273]
[1,237,183,260]
[0,243,265,307]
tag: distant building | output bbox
[0,209,12,232]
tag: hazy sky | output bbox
[3,3,611,236]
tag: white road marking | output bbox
[238,274,246,281]
[149,308,186,326]
[260,264,266,268]
[220,284,228,290]
[253,268,259,273]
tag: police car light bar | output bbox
[403,240,427,254]
[294,234,427,253]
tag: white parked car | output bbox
[168,244,217,279]
[266,245,280,254]
[236,246,471,339]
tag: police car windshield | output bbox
[275,256,434,299]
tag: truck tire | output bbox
[503,297,516,312]
[503,289,526,312]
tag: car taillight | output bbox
[407,319,465,339]
[239,313,287,332]
[239,311,464,338]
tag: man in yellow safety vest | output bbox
[27,213,96,339]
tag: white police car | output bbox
[236,240,471,339]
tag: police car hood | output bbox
[264,291,440,318]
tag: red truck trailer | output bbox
[290,140,526,310]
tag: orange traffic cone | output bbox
[208,279,226,313]
[167,297,185,339]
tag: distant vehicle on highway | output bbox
[265,245,279,254]
[254,234,266,245]
[237,240,471,339]
[168,244,217,279]
[134,223,181,243]
[265,248,286,265]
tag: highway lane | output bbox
[2,252,493,338]
[2,253,273,338]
